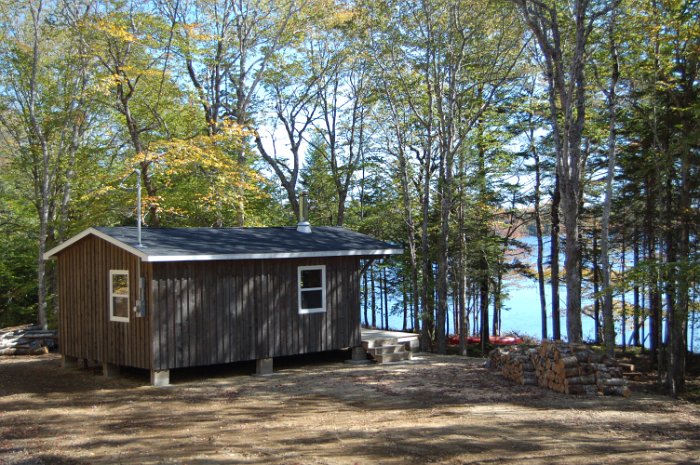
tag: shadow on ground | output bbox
[1,353,699,464]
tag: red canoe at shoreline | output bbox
[447,335,524,346]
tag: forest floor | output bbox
[1,352,699,465]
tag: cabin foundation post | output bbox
[102,363,120,378]
[62,355,79,368]
[151,369,170,387]
[345,346,371,365]
[351,347,367,361]
[256,358,273,375]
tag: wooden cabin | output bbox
[44,225,402,385]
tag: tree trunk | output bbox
[363,270,368,326]
[371,265,376,328]
[480,255,490,353]
[593,230,601,344]
[412,262,420,333]
[663,172,676,349]
[561,168,583,343]
[645,175,661,370]
[551,175,562,340]
[460,273,468,356]
[255,136,300,220]
[533,139,547,340]
[383,267,389,330]
[436,135,453,353]
[419,32,435,348]
[420,142,434,350]
[27,3,49,330]
[512,0,602,343]
[600,0,619,357]
[396,144,420,334]
[402,276,408,331]
[633,227,641,347]
[457,159,468,355]
[668,115,693,396]
[641,289,647,350]
[621,234,626,351]
[36,231,48,330]
[493,271,502,336]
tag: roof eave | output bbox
[143,248,404,262]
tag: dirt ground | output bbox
[1,353,699,465]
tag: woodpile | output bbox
[0,324,57,356]
[489,341,631,397]
[487,346,537,385]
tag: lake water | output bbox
[381,236,700,353]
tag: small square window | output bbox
[110,270,129,323]
[298,265,326,314]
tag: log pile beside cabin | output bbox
[489,341,631,397]
[0,325,57,356]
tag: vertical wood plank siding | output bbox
[56,236,151,369]
[55,233,364,372]
[150,257,361,371]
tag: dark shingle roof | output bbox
[45,226,403,262]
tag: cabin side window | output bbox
[298,265,326,314]
[109,270,130,322]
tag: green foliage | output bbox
[301,139,339,226]
[0,177,38,326]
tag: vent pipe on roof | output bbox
[297,191,311,233]
[135,168,144,247]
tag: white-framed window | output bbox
[109,270,130,323]
[298,265,326,314]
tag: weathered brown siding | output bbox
[55,233,364,372]
[56,235,151,369]
[150,257,361,370]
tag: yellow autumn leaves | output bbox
[100,121,265,225]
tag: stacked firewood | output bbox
[530,341,630,396]
[489,341,631,397]
[0,325,57,356]
[488,346,538,386]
